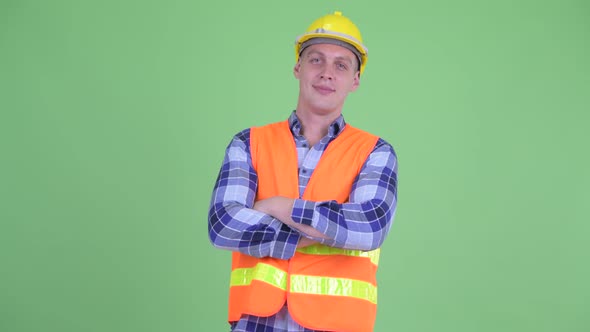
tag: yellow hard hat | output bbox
[295,11,368,74]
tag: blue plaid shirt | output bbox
[208,112,398,332]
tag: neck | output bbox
[294,109,340,147]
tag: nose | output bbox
[319,65,334,80]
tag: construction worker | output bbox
[208,11,398,332]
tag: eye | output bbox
[310,57,321,64]
[336,62,348,71]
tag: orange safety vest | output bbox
[228,120,381,332]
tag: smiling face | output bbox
[294,43,360,119]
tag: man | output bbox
[208,11,398,332]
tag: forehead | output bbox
[302,43,356,62]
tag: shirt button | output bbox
[301,169,307,174]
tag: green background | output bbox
[1,0,589,331]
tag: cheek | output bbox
[340,80,355,92]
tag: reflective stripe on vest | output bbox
[290,274,377,304]
[297,244,380,266]
[231,263,377,304]
[230,263,287,290]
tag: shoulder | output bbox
[233,128,250,143]
[227,120,289,153]
[251,120,289,133]
[373,138,397,156]
[250,120,291,145]
[227,119,289,144]
[345,125,397,156]
[343,124,377,138]
[230,119,286,143]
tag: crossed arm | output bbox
[207,129,398,259]
[253,196,329,240]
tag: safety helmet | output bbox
[295,11,368,75]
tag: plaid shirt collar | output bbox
[288,111,346,139]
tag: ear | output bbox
[293,60,301,79]
[350,71,360,92]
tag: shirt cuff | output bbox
[291,199,316,226]
[266,218,300,260]
[276,225,301,260]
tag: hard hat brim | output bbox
[295,31,368,74]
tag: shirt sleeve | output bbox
[290,138,398,251]
[208,129,301,259]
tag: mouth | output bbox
[313,85,335,95]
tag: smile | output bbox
[313,85,335,95]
